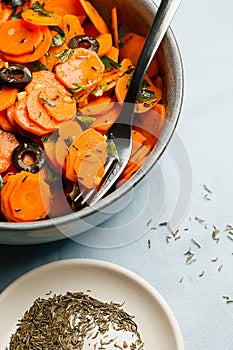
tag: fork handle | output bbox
[125,0,182,106]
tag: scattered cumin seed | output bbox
[146,219,152,226]
[179,277,184,283]
[218,264,223,272]
[191,238,201,248]
[203,184,212,193]
[195,216,205,224]
[159,221,168,226]
[211,257,218,262]
[147,239,151,249]
[199,271,205,277]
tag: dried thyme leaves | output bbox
[7,291,144,350]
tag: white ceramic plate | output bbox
[0,259,184,350]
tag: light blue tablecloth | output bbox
[1,1,233,349]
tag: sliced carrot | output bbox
[107,46,119,63]
[0,110,16,132]
[43,140,60,171]
[131,130,146,156]
[120,32,159,78]
[0,86,18,111]
[3,26,52,64]
[0,19,43,55]
[55,47,105,91]
[13,98,50,136]
[111,7,119,49]
[22,9,62,26]
[96,33,112,57]
[115,58,134,104]
[30,0,86,18]
[0,129,20,174]
[1,172,25,222]
[54,120,83,168]
[25,70,66,94]
[65,128,106,181]
[6,172,51,222]
[134,103,166,148]
[45,43,69,71]
[38,87,76,121]
[74,151,104,188]
[26,89,61,131]
[62,14,85,45]
[79,0,109,34]
[6,105,19,131]
[89,102,121,134]
[78,96,112,115]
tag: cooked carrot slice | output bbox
[7,172,51,222]
[6,105,18,131]
[107,46,119,62]
[131,130,146,156]
[79,0,109,34]
[1,173,25,222]
[74,151,104,189]
[111,7,119,49]
[0,110,16,132]
[25,70,66,94]
[55,47,104,91]
[89,103,121,134]
[22,9,62,26]
[3,26,52,64]
[0,19,43,55]
[0,86,18,111]
[0,129,20,174]
[65,128,106,181]
[38,87,76,121]
[43,140,60,171]
[13,98,51,136]
[96,33,112,57]
[45,43,69,71]
[115,58,134,104]
[62,14,85,45]
[26,89,61,131]
[78,96,112,115]
[120,32,159,78]
[134,103,166,148]
[54,120,83,168]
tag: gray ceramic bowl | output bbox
[0,0,183,245]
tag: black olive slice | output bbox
[0,64,32,90]
[12,142,45,174]
[1,0,25,6]
[68,35,100,52]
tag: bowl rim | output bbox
[0,2,184,232]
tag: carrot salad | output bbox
[0,0,166,222]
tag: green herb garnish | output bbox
[137,89,155,102]
[49,26,65,37]
[101,56,120,71]
[55,48,74,62]
[39,97,56,107]
[76,115,96,128]
[51,34,66,47]
[31,1,54,17]
[30,60,49,71]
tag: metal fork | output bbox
[74,0,181,207]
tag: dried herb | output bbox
[7,291,144,350]
[212,225,220,242]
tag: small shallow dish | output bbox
[0,259,184,350]
[0,0,183,244]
